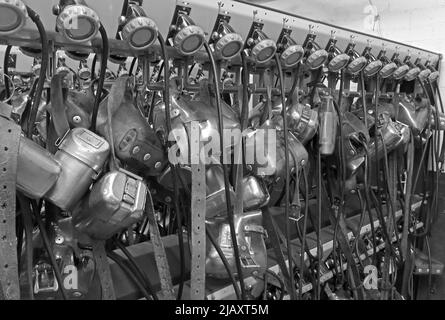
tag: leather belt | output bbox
[145,190,175,300]
[190,121,206,300]
[0,115,21,300]
[92,240,116,300]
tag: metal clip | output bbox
[54,129,70,148]
[34,263,59,294]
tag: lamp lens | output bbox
[222,41,242,59]
[364,60,382,76]
[308,52,328,69]
[131,27,155,47]
[257,47,275,63]
[379,62,397,78]
[181,34,203,53]
[0,7,20,32]
[66,17,95,40]
[285,51,303,66]
[328,54,350,72]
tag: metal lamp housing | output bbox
[170,13,205,56]
[345,43,367,75]
[277,29,304,68]
[391,53,410,80]
[245,27,277,64]
[415,58,431,82]
[0,0,28,35]
[326,38,350,72]
[403,57,421,81]
[65,50,89,62]
[425,61,440,82]
[54,0,100,43]
[121,3,158,51]
[210,17,243,60]
[78,60,91,80]
[19,47,42,59]
[303,34,328,70]
[378,50,397,78]
[362,47,383,77]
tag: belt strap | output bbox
[145,190,175,299]
[0,116,21,299]
[92,240,116,300]
[190,121,206,300]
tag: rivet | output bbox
[155,161,162,168]
[132,146,140,154]
[143,153,151,161]
[55,236,64,245]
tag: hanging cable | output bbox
[206,226,241,300]
[203,41,246,299]
[113,239,158,300]
[91,54,97,81]
[25,6,48,139]
[107,250,153,300]
[32,200,68,300]
[274,53,295,300]
[17,195,34,300]
[129,57,137,76]
[90,24,109,133]
[157,32,185,300]
[3,45,12,103]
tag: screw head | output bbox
[72,115,81,123]
[132,146,140,154]
[55,235,64,245]
[155,161,162,169]
[143,153,151,161]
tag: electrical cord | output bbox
[316,140,322,300]
[3,45,12,103]
[20,77,39,129]
[113,239,158,300]
[205,226,241,299]
[274,53,295,300]
[203,41,246,299]
[90,24,109,133]
[129,57,137,76]
[1,73,15,104]
[148,61,164,122]
[106,250,153,300]
[17,194,34,300]
[157,33,185,300]
[380,132,401,247]
[91,54,97,81]
[265,270,285,300]
[31,200,68,300]
[25,6,48,139]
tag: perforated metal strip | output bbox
[190,121,206,300]
[0,116,21,300]
[92,240,116,300]
[145,191,175,300]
